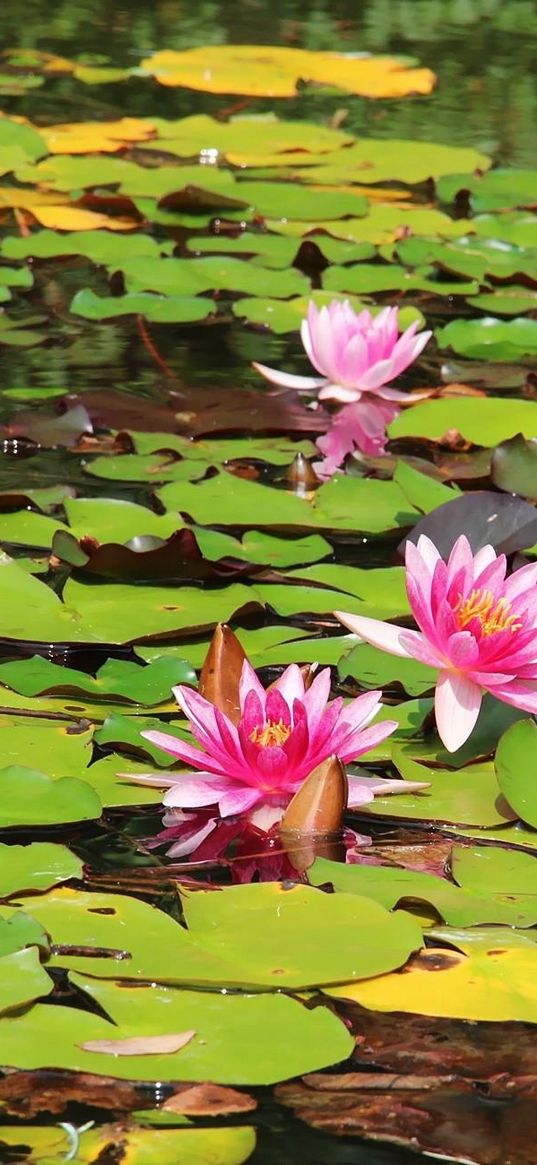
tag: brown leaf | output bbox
[80,1030,196,1056]
[163,1082,257,1115]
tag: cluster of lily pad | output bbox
[1,34,537,1164]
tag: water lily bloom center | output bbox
[250,717,292,748]
[455,589,521,637]
[335,534,537,753]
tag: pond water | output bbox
[0,2,536,1164]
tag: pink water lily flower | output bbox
[253,300,432,406]
[123,662,427,848]
[335,534,537,753]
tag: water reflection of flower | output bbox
[254,300,431,476]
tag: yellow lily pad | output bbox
[142,45,435,99]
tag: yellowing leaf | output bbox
[327,935,537,1023]
[31,206,138,231]
[142,46,435,99]
[81,1030,196,1055]
[40,117,156,154]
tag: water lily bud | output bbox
[199,623,246,725]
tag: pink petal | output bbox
[252,361,327,391]
[487,678,537,713]
[167,818,218,858]
[241,689,264,737]
[117,769,185,788]
[334,611,413,657]
[334,689,384,733]
[218,786,261,817]
[336,718,398,762]
[272,663,304,708]
[163,774,224,808]
[415,534,442,574]
[318,383,362,403]
[239,660,266,715]
[346,780,375,808]
[302,667,332,729]
[141,730,215,770]
[434,670,483,752]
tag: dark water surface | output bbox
[0,2,535,1162]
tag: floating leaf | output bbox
[491,434,537,498]
[0,972,353,1083]
[328,929,537,1023]
[496,718,537,829]
[0,766,101,828]
[0,1123,256,1165]
[0,655,194,705]
[0,947,53,1015]
[71,290,215,323]
[0,842,82,897]
[389,398,537,446]
[360,748,515,828]
[437,317,537,361]
[142,46,435,98]
[340,642,436,695]
[309,856,537,928]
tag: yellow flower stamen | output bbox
[250,719,292,748]
[456,588,522,637]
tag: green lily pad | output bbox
[0,766,101,828]
[0,509,68,548]
[232,180,368,220]
[309,856,537,927]
[437,168,537,212]
[0,973,353,1084]
[491,434,537,498]
[2,228,169,263]
[324,261,478,296]
[473,211,537,248]
[0,1123,256,1165]
[120,255,310,298]
[62,576,261,643]
[157,472,418,533]
[397,234,537,281]
[0,842,82,897]
[180,880,422,988]
[496,718,537,829]
[186,232,375,267]
[0,117,47,161]
[234,292,424,333]
[339,642,436,695]
[394,461,459,512]
[0,907,49,958]
[468,286,537,315]
[437,317,537,361]
[290,138,491,185]
[65,496,184,542]
[360,747,516,828]
[258,564,409,619]
[389,396,537,445]
[71,290,216,323]
[0,947,53,1015]
[0,655,194,704]
[451,843,537,896]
